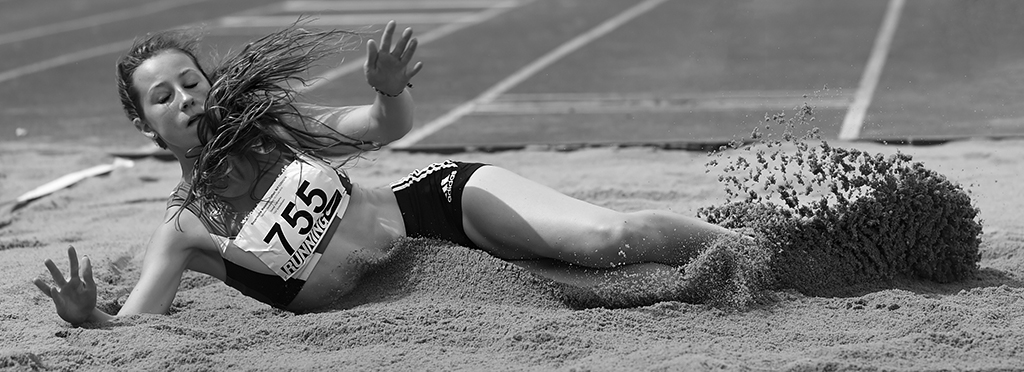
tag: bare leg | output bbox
[461,166,736,268]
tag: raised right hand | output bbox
[364,20,424,96]
[34,246,98,325]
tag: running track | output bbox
[1,0,1023,152]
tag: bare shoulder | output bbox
[145,206,225,278]
[156,206,211,241]
[146,206,219,257]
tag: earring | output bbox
[150,134,168,149]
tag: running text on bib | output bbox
[234,155,350,279]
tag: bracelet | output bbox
[373,83,414,98]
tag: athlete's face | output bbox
[131,50,210,150]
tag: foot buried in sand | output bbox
[548,234,773,309]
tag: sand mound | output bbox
[331,236,777,311]
[554,234,774,309]
[328,238,565,310]
[699,108,983,296]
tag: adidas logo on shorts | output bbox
[441,171,457,203]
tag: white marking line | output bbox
[0,0,521,96]
[298,1,530,93]
[839,0,905,140]
[0,3,284,85]
[475,91,852,114]
[0,41,132,83]
[219,13,477,28]
[495,91,849,101]
[390,0,668,149]
[0,0,212,46]
[282,0,521,12]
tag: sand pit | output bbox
[2,137,1023,370]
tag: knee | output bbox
[563,215,647,268]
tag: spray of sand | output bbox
[549,103,983,308]
[698,104,982,298]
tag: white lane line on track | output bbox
[0,0,521,86]
[0,0,213,46]
[282,0,522,12]
[839,0,905,141]
[219,13,478,28]
[475,91,852,114]
[297,1,531,93]
[0,2,286,85]
[389,0,668,149]
[0,41,132,83]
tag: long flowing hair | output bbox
[183,24,370,214]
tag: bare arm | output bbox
[34,207,212,325]
[286,95,415,152]
[117,209,209,315]
[278,21,423,154]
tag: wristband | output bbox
[373,83,413,98]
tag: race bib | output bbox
[234,154,351,279]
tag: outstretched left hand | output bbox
[365,21,424,96]
[33,246,98,325]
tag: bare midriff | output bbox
[285,184,406,311]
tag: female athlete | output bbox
[34,21,737,325]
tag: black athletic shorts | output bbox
[390,160,488,249]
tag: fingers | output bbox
[379,20,396,53]
[68,246,79,281]
[44,259,67,287]
[366,39,379,67]
[399,37,418,63]
[33,278,52,298]
[408,61,424,80]
[37,247,90,301]
[82,255,95,287]
[52,290,65,308]
[368,21,422,84]
[392,28,413,58]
